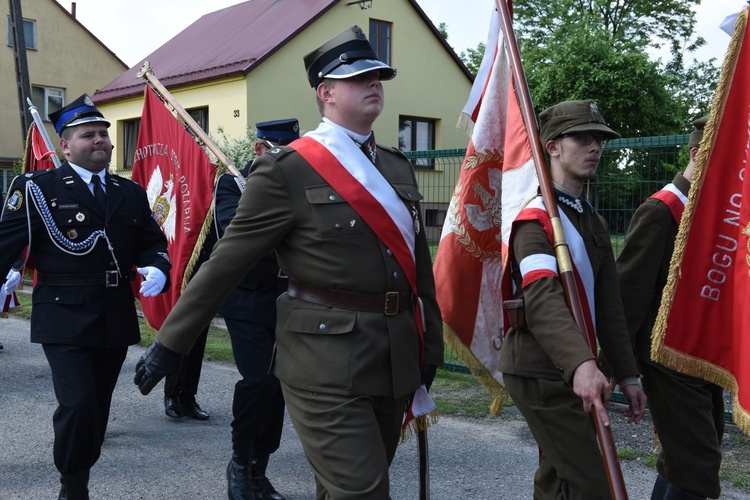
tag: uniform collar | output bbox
[322,117,371,145]
[551,183,593,214]
[68,163,106,186]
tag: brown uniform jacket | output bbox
[617,173,689,361]
[156,142,443,399]
[499,191,639,384]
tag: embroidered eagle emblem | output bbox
[145,165,176,242]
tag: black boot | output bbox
[251,451,285,500]
[227,440,255,500]
[59,470,90,500]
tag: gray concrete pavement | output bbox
[0,314,746,499]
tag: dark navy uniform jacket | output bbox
[0,163,171,347]
[213,162,286,327]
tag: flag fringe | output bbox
[443,323,509,416]
[179,169,222,293]
[651,7,750,436]
[400,410,439,443]
[457,113,475,137]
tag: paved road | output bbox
[0,314,746,499]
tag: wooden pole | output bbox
[493,1,628,498]
[136,61,245,180]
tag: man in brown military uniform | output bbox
[500,100,647,499]
[133,26,443,499]
[617,115,724,500]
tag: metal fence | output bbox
[404,134,690,372]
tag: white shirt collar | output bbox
[322,117,371,145]
[69,163,106,186]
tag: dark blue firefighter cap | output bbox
[255,118,300,146]
[48,93,110,135]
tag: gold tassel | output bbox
[443,324,510,416]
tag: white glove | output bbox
[137,266,167,297]
[2,269,21,295]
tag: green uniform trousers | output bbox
[505,374,611,500]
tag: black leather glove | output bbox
[421,364,438,392]
[133,339,183,395]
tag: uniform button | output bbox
[55,297,60,301]
[334,223,342,230]
[386,249,393,256]
[329,195,336,201]
[393,271,399,279]
[319,323,327,332]
[407,193,413,199]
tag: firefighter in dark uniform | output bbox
[134,26,443,499]
[0,94,171,500]
[220,119,299,500]
[617,115,725,500]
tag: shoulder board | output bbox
[15,169,54,182]
[376,145,409,160]
[264,145,295,161]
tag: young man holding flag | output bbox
[133,26,443,499]
[617,116,725,500]
[499,100,647,499]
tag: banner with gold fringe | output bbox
[652,6,750,435]
[433,1,538,414]
[131,86,219,331]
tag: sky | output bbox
[65,0,746,70]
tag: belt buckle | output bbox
[384,291,400,316]
[105,270,119,288]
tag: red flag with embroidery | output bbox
[652,7,750,435]
[22,122,59,172]
[433,2,538,412]
[131,86,218,330]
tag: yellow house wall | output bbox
[0,0,127,163]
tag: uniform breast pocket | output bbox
[53,207,91,229]
[305,185,364,238]
[119,210,144,227]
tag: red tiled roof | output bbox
[93,0,339,103]
[93,0,471,104]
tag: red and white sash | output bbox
[502,197,597,351]
[649,183,686,224]
[291,122,431,432]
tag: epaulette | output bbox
[377,145,409,161]
[264,145,295,161]
[14,169,54,183]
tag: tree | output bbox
[459,42,485,76]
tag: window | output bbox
[187,107,209,135]
[7,17,36,49]
[424,209,446,228]
[31,86,64,119]
[399,116,436,168]
[369,20,392,65]
[123,118,141,170]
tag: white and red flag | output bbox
[652,6,750,435]
[132,86,218,330]
[22,122,59,173]
[433,2,538,411]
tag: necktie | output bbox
[91,174,106,211]
[360,132,377,165]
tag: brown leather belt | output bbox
[37,271,134,288]
[287,278,412,316]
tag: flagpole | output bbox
[493,1,628,498]
[136,61,245,180]
[26,98,61,168]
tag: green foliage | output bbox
[437,22,448,40]
[209,125,257,173]
[459,42,485,76]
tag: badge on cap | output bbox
[6,190,23,211]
